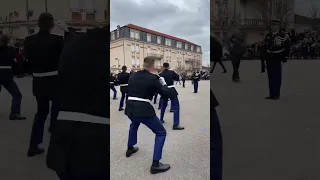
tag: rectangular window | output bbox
[169,51,171,57]
[135,32,139,39]
[136,58,140,66]
[117,29,120,38]
[111,32,115,40]
[130,30,134,38]
[147,47,150,53]
[86,13,95,20]
[147,34,151,42]
[191,45,194,51]
[71,12,82,20]
[185,43,188,50]
[70,0,81,11]
[131,44,135,52]
[135,44,139,52]
[157,36,161,44]
[132,58,135,65]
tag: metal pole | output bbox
[26,0,29,35]
[45,0,48,12]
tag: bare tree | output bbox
[308,0,320,31]
[256,0,295,29]
[211,1,241,43]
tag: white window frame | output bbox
[157,36,161,44]
[132,58,135,65]
[147,34,151,42]
[111,32,115,40]
[191,45,194,51]
[197,47,201,52]
[147,47,150,53]
[135,44,139,52]
[135,31,140,40]
[131,44,135,52]
[117,29,120,38]
[130,30,135,38]
[185,43,188,50]
[136,58,140,66]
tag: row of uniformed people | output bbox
[1,12,109,180]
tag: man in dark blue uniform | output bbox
[125,56,175,174]
[24,13,64,157]
[117,65,130,111]
[192,70,201,93]
[211,35,223,180]
[228,33,245,82]
[46,26,109,180]
[110,72,117,100]
[264,19,290,100]
[159,63,184,130]
[0,35,26,120]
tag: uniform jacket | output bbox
[24,31,64,97]
[0,45,16,82]
[125,69,175,118]
[46,27,109,177]
[117,71,130,93]
[264,31,290,62]
[159,69,179,97]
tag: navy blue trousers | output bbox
[193,80,199,93]
[119,92,128,109]
[30,96,58,147]
[160,96,180,126]
[127,116,166,160]
[211,107,223,180]
[0,79,22,114]
[266,61,282,97]
[110,85,117,99]
[158,97,173,110]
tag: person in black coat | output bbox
[210,35,223,180]
[46,26,109,180]
[117,65,130,111]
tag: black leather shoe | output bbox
[119,108,124,111]
[173,125,184,130]
[28,147,45,157]
[272,96,280,100]
[126,147,139,157]
[150,162,171,174]
[160,120,165,123]
[265,96,274,99]
[170,110,174,112]
[158,107,161,110]
[9,114,26,120]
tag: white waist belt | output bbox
[0,66,12,69]
[110,82,114,84]
[167,85,175,88]
[120,84,128,86]
[33,71,58,77]
[57,111,109,124]
[128,97,151,103]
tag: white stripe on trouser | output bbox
[33,71,58,77]
[267,49,284,54]
[128,97,151,103]
[120,84,128,86]
[110,82,114,84]
[0,66,12,69]
[167,85,175,88]
[57,111,109,124]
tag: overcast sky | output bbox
[110,0,210,66]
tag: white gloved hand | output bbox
[55,19,69,32]
[159,77,167,86]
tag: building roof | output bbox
[294,14,320,25]
[125,24,198,46]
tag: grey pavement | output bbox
[0,77,58,180]
[110,81,210,180]
[212,60,320,180]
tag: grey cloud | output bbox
[111,0,210,65]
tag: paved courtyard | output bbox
[212,60,320,180]
[0,77,57,180]
[110,81,210,180]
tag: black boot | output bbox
[9,114,26,120]
[28,146,45,157]
[126,147,139,157]
[173,125,184,130]
[119,108,124,111]
[150,161,171,174]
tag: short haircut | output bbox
[163,62,169,68]
[38,13,54,29]
[122,65,127,71]
[144,56,159,68]
[1,35,10,45]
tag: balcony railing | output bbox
[147,53,163,58]
[212,19,265,29]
